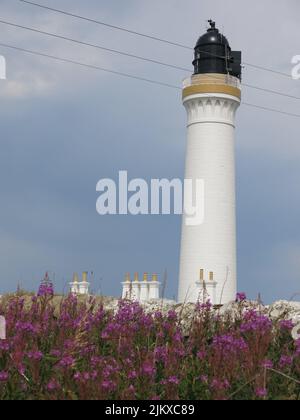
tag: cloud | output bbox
[241,241,300,303]
[0,73,55,98]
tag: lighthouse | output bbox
[178,21,242,305]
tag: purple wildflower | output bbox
[74,372,81,381]
[168,376,180,385]
[236,292,247,302]
[256,388,267,398]
[154,346,168,363]
[197,350,207,360]
[50,350,61,358]
[196,300,212,311]
[0,371,9,382]
[142,362,156,377]
[279,320,294,331]
[82,372,90,381]
[211,378,230,391]
[47,379,60,391]
[167,310,177,321]
[262,360,273,369]
[279,355,293,369]
[0,341,9,351]
[213,334,248,354]
[161,376,180,385]
[101,380,116,392]
[199,375,208,384]
[38,283,54,297]
[128,370,137,380]
[58,356,75,368]
[15,321,39,334]
[27,351,43,361]
[240,310,272,333]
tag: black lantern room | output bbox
[193,20,242,80]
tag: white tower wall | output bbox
[122,274,132,299]
[139,274,149,302]
[178,74,241,305]
[132,273,140,301]
[148,274,160,300]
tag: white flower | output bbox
[291,323,300,341]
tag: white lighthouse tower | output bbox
[178,21,242,305]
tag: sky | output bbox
[0,0,299,303]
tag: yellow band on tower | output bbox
[183,84,241,100]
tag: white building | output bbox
[70,272,90,296]
[178,21,242,305]
[122,273,160,302]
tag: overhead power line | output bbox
[19,0,192,50]
[0,41,300,119]
[242,102,300,118]
[0,19,299,101]
[242,83,300,101]
[0,42,181,90]
[19,0,295,79]
[242,62,292,79]
[0,19,190,72]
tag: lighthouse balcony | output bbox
[182,73,241,101]
[183,73,241,89]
